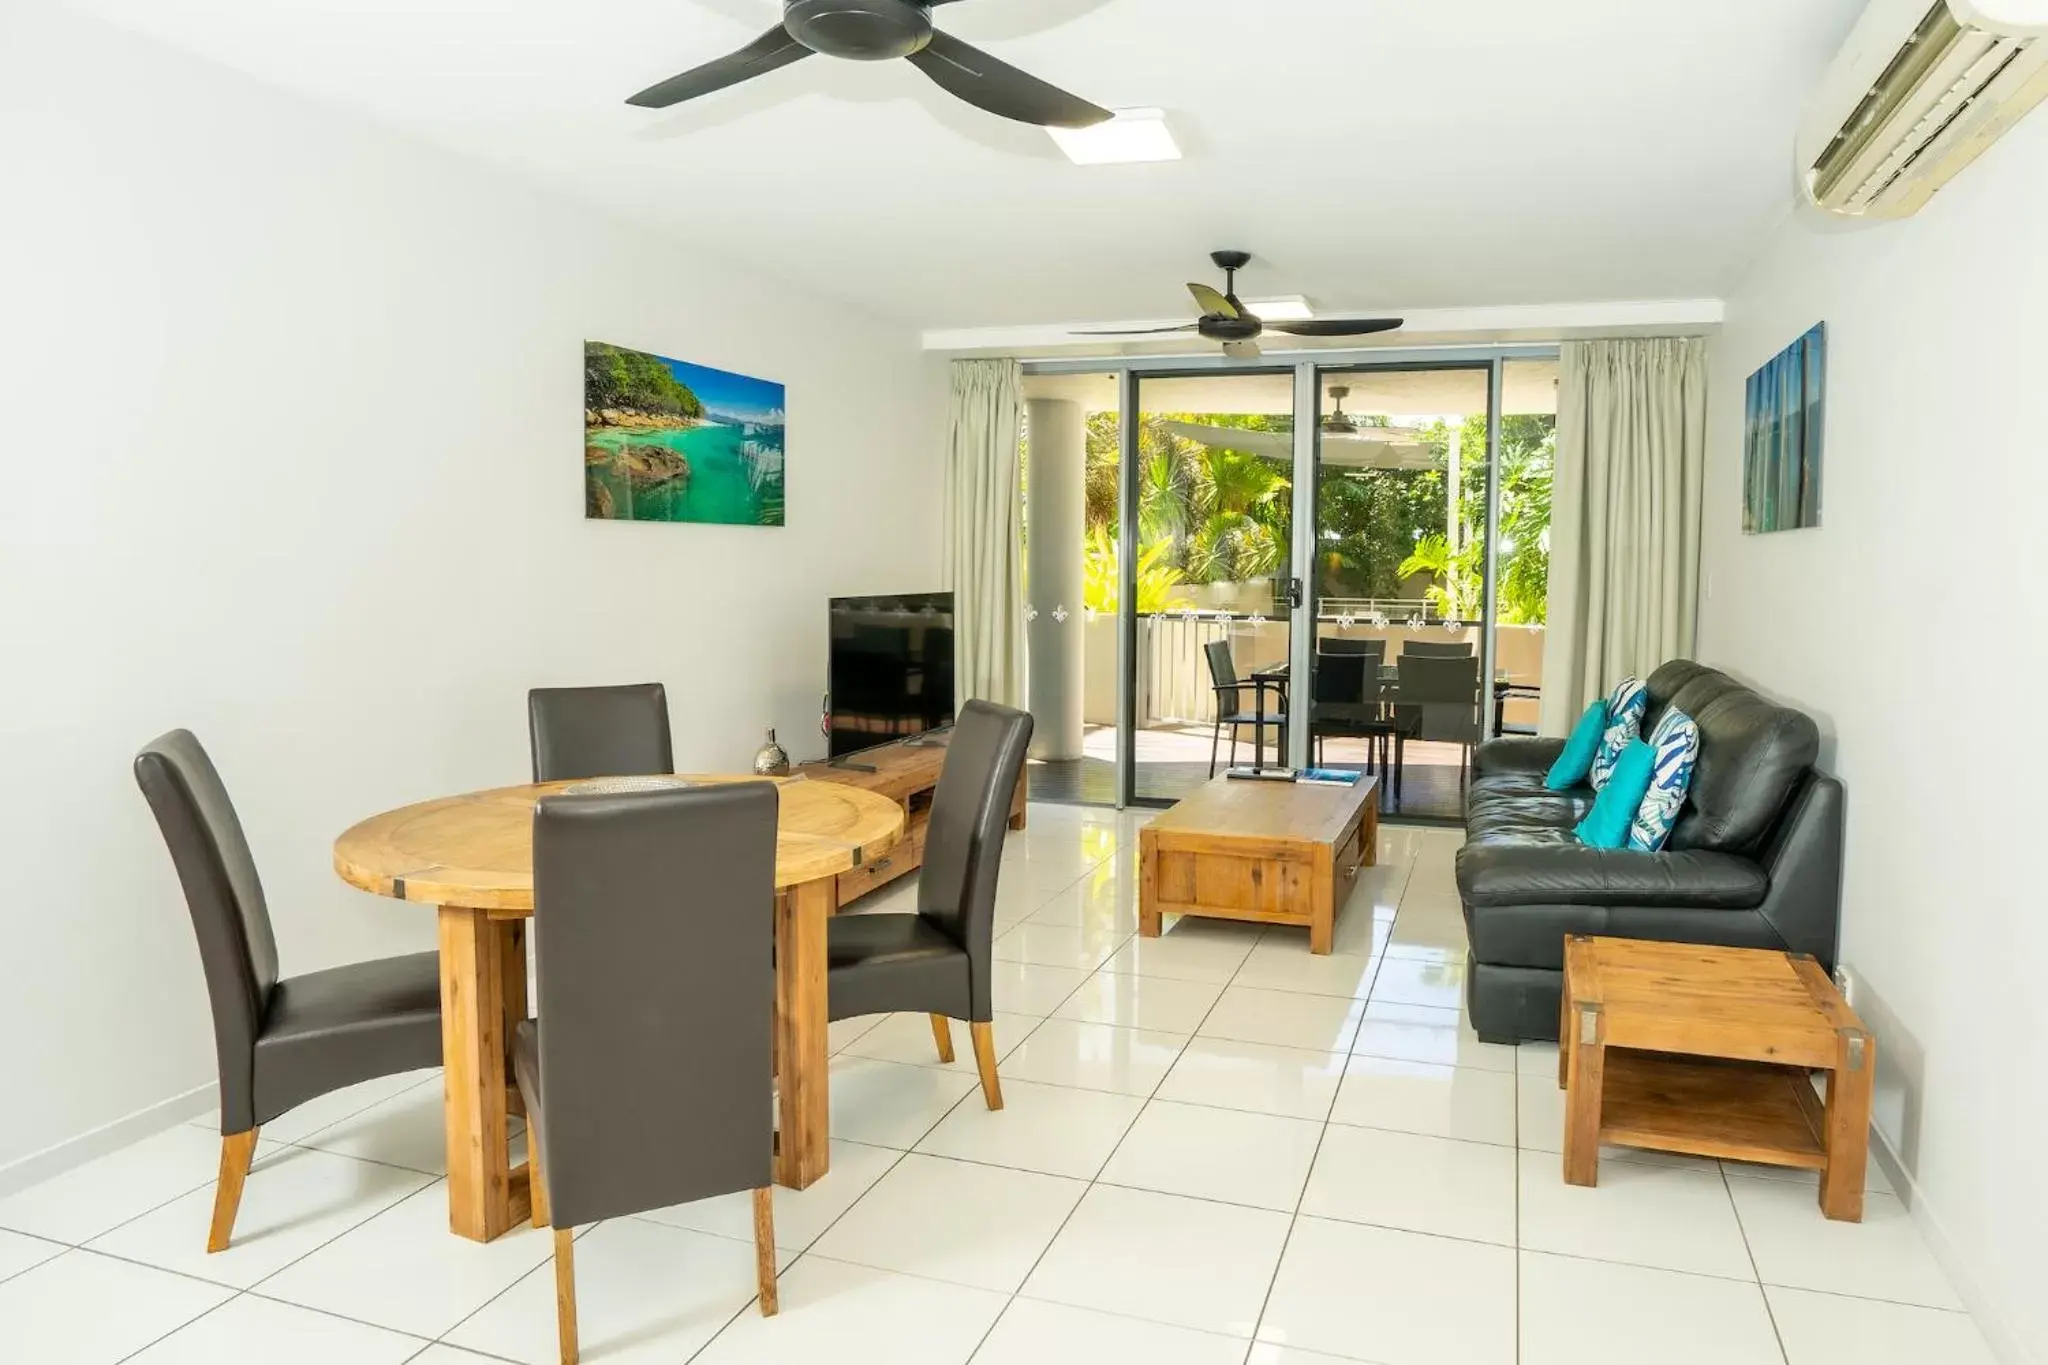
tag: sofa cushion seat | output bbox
[1465,898,1789,971]
[1465,791,1592,843]
[1457,842,1768,909]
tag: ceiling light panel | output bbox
[1047,108,1181,165]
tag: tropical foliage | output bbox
[1083,412,1292,593]
[1076,405,1554,623]
[1493,415,1554,624]
[1081,528,1186,614]
[583,342,704,423]
[1310,411,1554,622]
[1399,533,1484,620]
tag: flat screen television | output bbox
[828,592,956,758]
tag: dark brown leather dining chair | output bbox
[133,730,442,1253]
[825,699,1033,1109]
[520,782,780,1364]
[527,682,674,782]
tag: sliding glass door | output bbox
[1018,347,1553,814]
[1305,364,1493,821]
[1123,370,1300,804]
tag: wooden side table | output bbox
[1560,936,1876,1221]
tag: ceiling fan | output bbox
[1078,251,1404,357]
[1166,405,1433,471]
[1323,385,1363,434]
[626,0,1113,129]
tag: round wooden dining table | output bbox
[333,774,904,1242]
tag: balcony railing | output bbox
[1078,612,1545,729]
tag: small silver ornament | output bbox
[753,728,791,776]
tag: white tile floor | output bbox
[0,803,1999,1364]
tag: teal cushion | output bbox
[1576,738,1656,849]
[1589,677,1648,790]
[1628,708,1700,852]
[1545,700,1608,790]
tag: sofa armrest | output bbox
[1456,841,1768,910]
[1472,737,1565,779]
[1751,772,1844,967]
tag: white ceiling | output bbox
[72,0,1863,330]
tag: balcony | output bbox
[1030,608,1544,815]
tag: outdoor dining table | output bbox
[332,773,904,1242]
[1257,659,1538,778]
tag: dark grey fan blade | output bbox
[1071,324,1202,335]
[1270,318,1405,337]
[907,30,1112,128]
[626,25,811,109]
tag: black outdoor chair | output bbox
[1318,637,1388,665]
[1204,640,1289,776]
[1389,652,1484,802]
[1310,650,1392,772]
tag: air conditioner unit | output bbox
[1798,0,2048,218]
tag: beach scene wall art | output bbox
[585,341,786,527]
[1742,322,1825,534]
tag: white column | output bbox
[1024,397,1085,760]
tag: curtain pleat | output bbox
[945,358,1025,707]
[1539,338,1708,735]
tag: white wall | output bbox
[1701,117,2047,1361]
[0,5,946,1176]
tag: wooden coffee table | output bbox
[1138,775,1378,955]
[1560,936,1876,1221]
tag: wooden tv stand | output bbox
[795,733,1027,909]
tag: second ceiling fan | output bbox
[626,0,1113,129]
[1079,251,1404,358]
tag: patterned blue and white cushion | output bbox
[1628,707,1700,852]
[1588,677,1648,791]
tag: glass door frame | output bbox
[1023,343,1559,811]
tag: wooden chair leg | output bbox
[929,1014,955,1064]
[529,1131,550,1229]
[206,1129,259,1253]
[752,1186,779,1316]
[553,1227,579,1365]
[970,1021,1003,1111]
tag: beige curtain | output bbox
[945,358,1025,707]
[1539,337,1708,735]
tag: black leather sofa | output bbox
[1456,660,1844,1043]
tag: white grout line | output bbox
[1513,1017,1523,1365]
